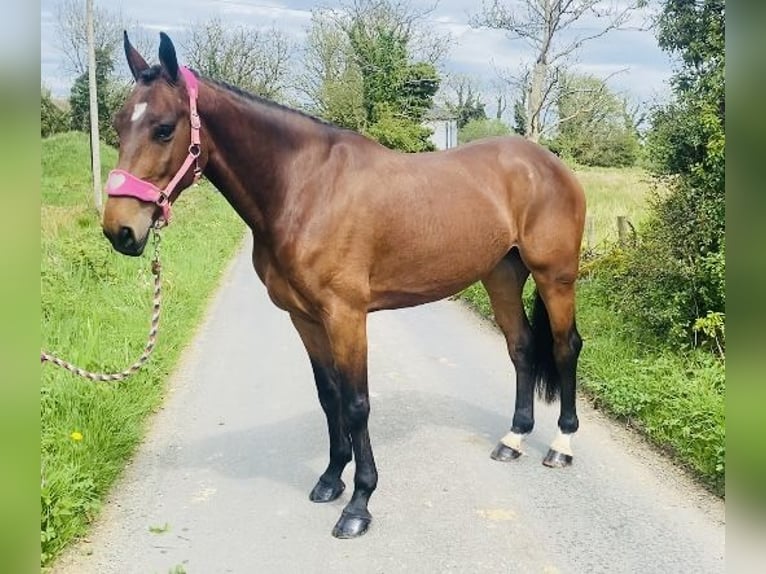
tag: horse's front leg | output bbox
[290,315,351,503]
[323,306,377,539]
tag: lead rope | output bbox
[41,230,163,382]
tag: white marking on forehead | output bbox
[131,102,148,122]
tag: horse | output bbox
[102,32,586,539]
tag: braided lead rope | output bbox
[41,231,163,382]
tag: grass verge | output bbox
[575,278,724,492]
[41,133,246,565]
[575,165,657,250]
[459,165,725,495]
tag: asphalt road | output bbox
[55,238,725,574]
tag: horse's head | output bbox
[102,32,205,256]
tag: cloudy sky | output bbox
[41,0,674,113]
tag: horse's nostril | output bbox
[118,226,136,249]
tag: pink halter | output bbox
[106,66,201,224]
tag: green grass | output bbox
[576,278,724,493]
[41,132,246,565]
[575,165,658,250]
[459,164,724,495]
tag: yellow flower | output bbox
[70,431,83,441]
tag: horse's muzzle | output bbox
[103,225,147,257]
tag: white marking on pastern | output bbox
[500,431,525,451]
[550,430,573,456]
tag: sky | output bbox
[40,0,675,115]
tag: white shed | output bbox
[424,106,458,150]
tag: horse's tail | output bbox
[531,290,560,403]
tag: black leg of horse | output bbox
[482,250,536,460]
[291,316,352,502]
[536,279,583,468]
[308,359,352,501]
[325,308,377,539]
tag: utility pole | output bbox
[86,0,103,214]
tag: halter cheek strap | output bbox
[106,66,201,225]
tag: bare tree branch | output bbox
[471,0,647,141]
[54,0,151,79]
[183,18,293,101]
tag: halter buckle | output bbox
[190,111,201,130]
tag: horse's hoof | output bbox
[309,478,345,503]
[490,442,522,462]
[331,511,371,539]
[542,448,573,468]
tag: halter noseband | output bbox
[105,66,201,225]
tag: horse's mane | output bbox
[138,64,342,132]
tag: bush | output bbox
[68,48,126,148]
[598,0,725,353]
[41,88,70,138]
[364,103,435,152]
[594,199,725,352]
[549,124,640,168]
[548,72,641,168]
[458,118,511,144]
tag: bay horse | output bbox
[102,33,585,539]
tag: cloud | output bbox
[216,0,311,20]
[40,0,672,106]
[140,23,188,32]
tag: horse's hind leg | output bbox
[481,249,536,460]
[532,274,583,467]
[290,314,351,503]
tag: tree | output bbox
[512,98,526,135]
[549,72,640,167]
[69,47,120,147]
[54,0,144,149]
[299,11,366,129]
[55,0,121,75]
[647,0,724,326]
[491,79,509,122]
[399,61,441,122]
[649,0,724,196]
[184,18,292,100]
[441,74,487,128]
[54,0,151,79]
[41,87,70,138]
[366,103,436,152]
[603,0,725,351]
[300,1,443,152]
[344,1,441,128]
[471,0,645,142]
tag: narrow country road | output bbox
[54,238,724,574]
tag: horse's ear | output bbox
[158,32,179,83]
[124,31,149,81]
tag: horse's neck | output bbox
[199,83,320,238]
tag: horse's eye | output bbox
[154,124,175,142]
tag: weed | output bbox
[149,523,171,534]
